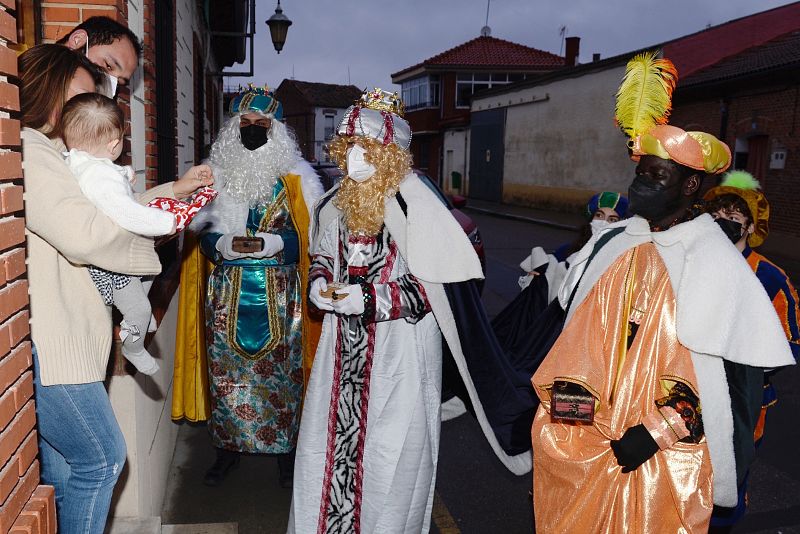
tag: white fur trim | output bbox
[382,189,530,474]
[397,173,484,283]
[441,396,468,421]
[655,215,794,368]
[191,158,324,236]
[690,351,737,506]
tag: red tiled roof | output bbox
[472,2,800,101]
[662,1,800,78]
[392,36,564,79]
[680,30,800,87]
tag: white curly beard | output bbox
[208,114,302,207]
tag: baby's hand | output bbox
[173,164,214,199]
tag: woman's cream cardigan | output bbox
[22,127,174,386]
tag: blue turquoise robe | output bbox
[199,179,303,453]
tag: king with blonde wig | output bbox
[329,134,411,236]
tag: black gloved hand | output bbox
[610,424,659,473]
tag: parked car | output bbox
[413,171,486,278]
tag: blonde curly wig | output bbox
[330,135,412,236]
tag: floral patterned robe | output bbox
[200,179,304,453]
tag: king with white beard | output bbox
[177,85,323,488]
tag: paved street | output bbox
[162,209,800,533]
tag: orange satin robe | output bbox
[531,243,713,533]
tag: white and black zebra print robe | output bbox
[288,172,530,534]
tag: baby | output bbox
[59,93,214,375]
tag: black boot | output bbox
[203,448,240,487]
[277,450,295,488]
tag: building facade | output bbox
[274,79,361,163]
[671,28,800,253]
[468,3,800,220]
[391,32,568,191]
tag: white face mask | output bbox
[590,219,611,236]
[102,72,119,98]
[346,144,377,183]
[85,41,118,98]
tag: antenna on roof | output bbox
[559,25,567,55]
[481,0,491,36]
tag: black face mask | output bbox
[715,218,744,244]
[240,124,269,151]
[627,176,682,221]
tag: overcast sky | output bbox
[228,0,796,93]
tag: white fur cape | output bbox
[557,214,795,506]
[190,159,323,235]
[312,173,533,475]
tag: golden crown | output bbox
[358,88,405,117]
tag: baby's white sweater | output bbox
[66,148,174,237]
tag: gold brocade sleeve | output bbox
[171,232,214,422]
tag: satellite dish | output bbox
[481,25,491,37]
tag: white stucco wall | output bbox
[313,107,348,163]
[175,0,200,176]
[471,65,633,204]
[109,292,181,521]
[127,0,146,194]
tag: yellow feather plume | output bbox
[615,51,678,140]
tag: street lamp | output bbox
[266,0,292,54]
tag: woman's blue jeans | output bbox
[32,348,127,534]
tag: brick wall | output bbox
[141,0,162,188]
[0,3,56,534]
[673,82,800,238]
[40,0,126,42]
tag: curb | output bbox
[464,206,581,231]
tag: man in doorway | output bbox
[58,16,141,96]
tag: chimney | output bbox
[565,36,580,67]
[592,53,601,62]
